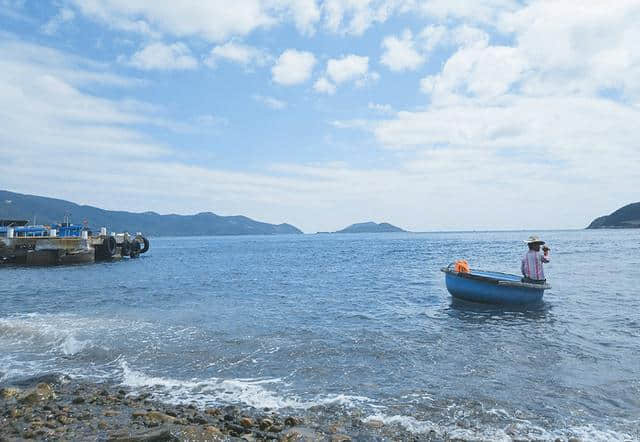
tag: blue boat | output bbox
[441,264,550,305]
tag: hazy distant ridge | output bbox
[0,190,302,236]
[587,202,640,229]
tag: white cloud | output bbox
[205,42,269,68]
[42,7,75,35]
[313,77,336,95]
[129,42,198,70]
[274,0,321,35]
[70,0,274,42]
[326,54,369,84]
[368,102,394,114]
[450,24,489,48]
[253,95,287,110]
[68,0,434,41]
[420,42,527,102]
[195,114,229,128]
[417,25,447,52]
[322,0,415,35]
[500,0,640,100]
[314,54,375,94]
[380,30,425,72]
[271,49,316,85]
[416,0,520,24]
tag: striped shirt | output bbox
[521,250,550,280]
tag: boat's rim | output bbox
[441,265,551,290]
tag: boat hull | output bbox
[443,270,547,305]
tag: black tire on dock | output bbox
[104,236,117,258]
[130,241,141,258]
[120,241,131,257]
[140,237,150,254]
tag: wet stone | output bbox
[284,416,303,427]
[270,424,284,433]
[19,383,56,405]
[1,387,21,399]
[78,412,93,420]
[107,427,179,442]
[189,414,207,425]
[240,417,254,428]
[226,423,247,436]
[281,427,323,442]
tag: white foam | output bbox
[562,424,636,442]
[364,412,636,442]
[0,314,96,356]
[58,335,90,356]
[120,361,373,411]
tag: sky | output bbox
[1,0,639,233]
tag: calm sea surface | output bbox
[1,230,639,440]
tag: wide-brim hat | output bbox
[524,235,545,245]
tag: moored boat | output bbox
[441,263,550,305]
[0,219,149,266]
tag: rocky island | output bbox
[327,221,407,234]
[587,202,640,229]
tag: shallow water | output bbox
[1,230,639,440]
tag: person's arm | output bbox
[521,256,526,276]
[542,246,550,263]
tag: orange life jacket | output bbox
[454,259,470,273]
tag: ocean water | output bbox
[1,230,639,441]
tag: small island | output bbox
[323,221,407,234]
[587,202,640,229]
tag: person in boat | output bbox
[521,236,550,284]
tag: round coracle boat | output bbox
[441,263,551,305]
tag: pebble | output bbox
[0,387,21,399]
[240,416,254,427]
[285,416,303,426]
[19,383,56,405]
[259,417,273,430]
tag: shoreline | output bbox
[0,374,399,442]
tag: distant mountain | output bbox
[333,221,406,234]
[587,202,640,229]
[0,190,302,236]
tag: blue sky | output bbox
[1,1,639,232]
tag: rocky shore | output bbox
[0,374,405,441]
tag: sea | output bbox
[1,230,639,441]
